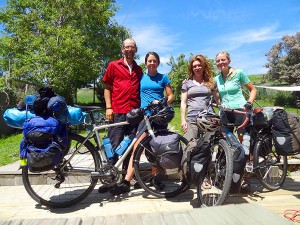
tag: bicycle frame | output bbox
[62,115,154,176]
[66,98,167,178]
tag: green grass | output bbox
[0,132,23,166]
[77,88,100,105]
[170,106,183,135]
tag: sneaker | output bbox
[110,180,130,195]
[130,178,141,189]
[240,180,251,193]
[98,183,115,193]
[150,176,165,190]
[201,178,212,189]
[245,161,253,173]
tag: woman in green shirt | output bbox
[214,51,256,142]
[214,51,257,192]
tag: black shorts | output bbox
[220,109,246,135]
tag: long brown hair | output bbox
[188,54,214,89]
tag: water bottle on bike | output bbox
[243,133,253,172]
[115,136,132,155]
[225,130,241,150]
[102,136,114,158]
[242,133,250,156]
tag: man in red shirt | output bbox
[99,38,143,193]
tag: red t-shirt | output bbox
[102,58,143,113]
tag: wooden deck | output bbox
[227,172,300,217]
[0,170,299,225]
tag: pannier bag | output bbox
[270,108,300,156]
[20,116,64,172]
[225,131,246,194]
[253,107,274,128]
[149,131,183,174]
[182,138,211,187]
[230,146,246,194]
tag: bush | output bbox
[273,91,296,107]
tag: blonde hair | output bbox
[188,54,214,89]
[216,51,231,62]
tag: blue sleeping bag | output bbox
[3,106,86,128]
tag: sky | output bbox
[112,0,300,75]
[0,0,299,75]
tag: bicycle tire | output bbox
[253,137,288,191]
[133,133,189,198]
[22,132,100,208]
[197,139,233,207]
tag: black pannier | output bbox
[270,108,300,156]
[253,107,274,128]
[182,138,211,187]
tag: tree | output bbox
[0,0,131,103]
[167,54,190,102]
[265,32,300,85]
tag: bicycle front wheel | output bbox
[22,132,100,208]
[253,137,288,191]
[133,133,189,198]
[197,139,233,207]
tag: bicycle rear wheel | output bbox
[253,137,287,191]
[197,139,233,207]
[22,132,100,208]
[133,133,189,198]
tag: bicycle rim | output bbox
[253,139,287,191]
[22,132,100,208]
[197,139,233,207]
[133,134,189,198]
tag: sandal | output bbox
[201,178,212,189]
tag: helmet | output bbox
[152,105,175,125]
[126,108,144,125]
[196,110,220,132]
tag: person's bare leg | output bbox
[124,132,147,182]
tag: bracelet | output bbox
[106,107,112,109]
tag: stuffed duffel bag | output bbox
[3,108,35,128]
[270,108,300,156]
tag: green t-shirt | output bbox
[214,69,250,109]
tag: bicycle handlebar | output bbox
[143,96,168,112]
[212,103,253,131]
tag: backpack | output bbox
[182,138,211,187]
[270,108,300,156]
[20,116,67,172]
[149,131,183,175]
